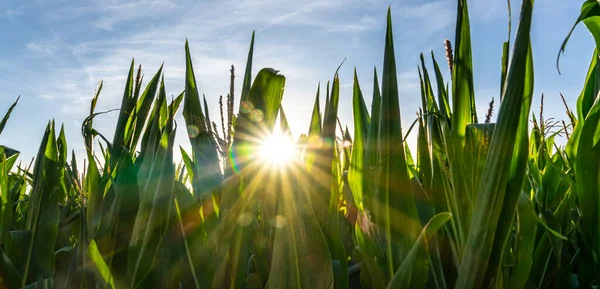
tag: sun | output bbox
[258,131,297,166]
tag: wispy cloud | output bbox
[259,1,340,31]
[42,0,179,30]
[26,41,58,55]
[5,8,24,22]
[471,0,507,22]
[3,1,32,23]
[91,0,179,31]
[396,1,455,39]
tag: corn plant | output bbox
[1,0,600,288]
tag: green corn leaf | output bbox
[85,148,103,240]
[416,117,446,289]
[358,91,371,128]
[212,200,256,289]
[0,250,21,289]
[500,41,510,99]
[416,114,432,194]
[86,239,115,289]
[304,85,322,173]
[179,179,214,288]
[418,68,427,116]
[139,90,165,168]
[507,193,538,289]
[349,70,369,211]
[0,146,19,160]
[241,31,255,103]
[20,278,53,289]
[139,80,167,161]
[419,54,439,113]
[183,41,222,200]
[94,152,138,286]
[326,147,348,289]
[84,81,103,151]
[344,126,352,170]
[253,69,285,130]
[111,60,136,167]
[539,155,569,210]
[250,181,280,286]
[129,65,164,150]
[500,0,512,98]
[135,87,167,164]
[7,230,31,281]
[355,219,386,289]
[309,84,322,137]
[129,105,176,287]
[448,0,476,237]
[557,0,600,73]
[159,78,169,130]
[529,211,563,288]
[452,0,477,126]
[430,52,450,120]
[267,167,334,289]
[427,111,462,271]
[69,150,78,185]
[310,72,348,289]
[455,0,534,287]
[0,153,18,244]
[229,68,286,176]
[56,125,68,203]
[173,185,202,289]
[377,7,421,279]
[405,147,418,190]
[183,40,209,137]
[561,18,600,283]
[90,81,102,115]
[578,49,600,123]
[365,67,381,217]
[180,147,194,185]
[0,96,19,137]
[464,123,495,205]
[23,121,61,285]
[218,67,286,288]
[332,261,343,289]
[386,212,452,289]
[318,73,339,189]
[203,95,214,136]
[169,91,185,120]
[572,71,600,264]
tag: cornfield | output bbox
[1,0,600,288]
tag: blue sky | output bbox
[0,0,595,163]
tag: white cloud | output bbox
[3,2,31,22]
[259,1,341,31]
[470,0,507,22]
[5,8,24,21]
[91,0,179,30]
[26,41,58,55]
[395,1,455,38]
[41,0,179,28]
